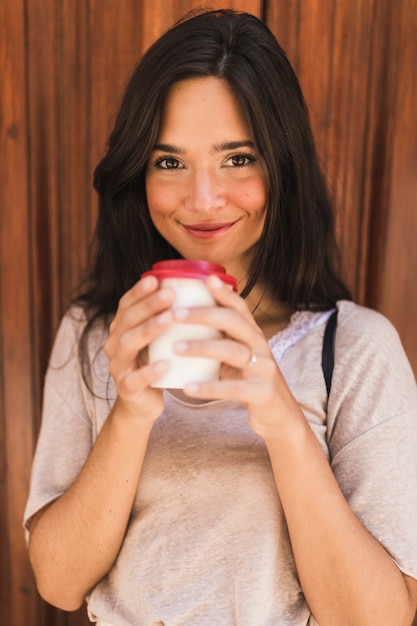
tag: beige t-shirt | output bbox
[24,301,417,625]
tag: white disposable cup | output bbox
[143,260,236,389]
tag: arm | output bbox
[29,405,154,610]
[264,417,417,625]
[177,276,417,625]
[28,275,176,610]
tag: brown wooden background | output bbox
[1,1,416,624]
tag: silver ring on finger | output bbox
[245,349,259,369]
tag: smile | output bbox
[182,221,237,239]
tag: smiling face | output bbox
[145,77,269,282]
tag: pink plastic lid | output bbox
[142,260,237,290]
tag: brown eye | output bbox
[226,153,256,167]
[154,156,183,169]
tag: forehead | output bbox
[157,77,252,141]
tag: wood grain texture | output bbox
[1,1,416,625]
[0,0,40,624]
[377,0,417,372]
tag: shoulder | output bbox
[331,300,417,426]
[334,300,409,368]
[53,305,89,341]
[48,306,108,369]
[334,299,413,376]
[336,300,399,341]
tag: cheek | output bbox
[146,183,173,219]
[235,179,268,213]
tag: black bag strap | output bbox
[322,309,338,397]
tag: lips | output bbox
[182,221,237,239]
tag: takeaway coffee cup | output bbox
[142,260,237,388]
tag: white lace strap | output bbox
[269,309,335,362]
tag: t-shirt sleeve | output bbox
[327,304,417,580]
[23,311,94,540]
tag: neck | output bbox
[244,283,294,339]
[224,258,293,338]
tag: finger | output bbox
[107,308,175,364]
[110,283,175,343]
[117,309,174,359]
[119,359,170,395]
[183,377,273,405]
[173,304,263,348]
[173,337,261,372]
[205,274,257,325]
[118,275,159,311]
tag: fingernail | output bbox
[158,288,173,301]
[174,308,190,320]
[184,383,199,395]
[156,311,172,325]
[173,341,188,353]
[153,359,169,373]
[208,275,223,289]
[141,275,157,290]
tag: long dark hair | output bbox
[77,8,351,329]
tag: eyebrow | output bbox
[152,140,255,154]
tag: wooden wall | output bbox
[1,1,416,624]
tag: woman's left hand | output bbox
[173,274,304,440]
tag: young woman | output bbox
[24,9,417,625]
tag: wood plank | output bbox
[0,0,40,623]
[378,0,417,372]
[26,0,62,413]
[24,2,91,623]
[57,0,91,313]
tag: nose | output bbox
[184,168,226,212]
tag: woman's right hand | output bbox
[104,274,175,422]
